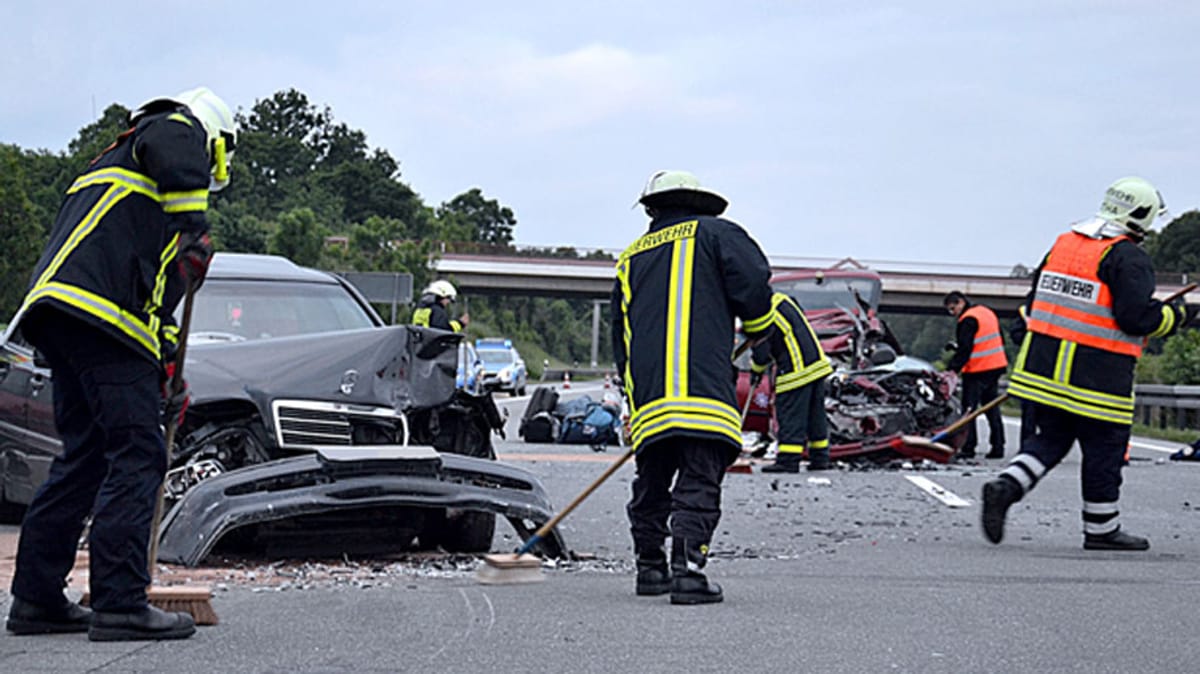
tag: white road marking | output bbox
[1001,417,1181,455]
[906,475,971,508]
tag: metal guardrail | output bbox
[1133,384,1200,430]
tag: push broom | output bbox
[476,334,768,583]
[80,279,217,624]
[144,278,218,624]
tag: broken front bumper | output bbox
[157,446,568,567]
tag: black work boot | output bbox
[6,596,92,635]
[762,453,802,473]
[985,447,1005,460]
[88,605,196,642]
[670,538,723,605]
[635,546,671,596]
[981,475,1023,544]
[806,448,832,471]
[1084,529,1150,551]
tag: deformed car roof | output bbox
[206,252,341,284]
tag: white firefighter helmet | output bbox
[131,87,237,192]
[637,169,728,216]
[425,280,458,301]
[1096,176,1166,240]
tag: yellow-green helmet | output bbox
[1096,176,1166,240]
[638,169,728,216]
[131,87,237,192]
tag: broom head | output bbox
[476,553,544,585]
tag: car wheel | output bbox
[517,385,526,397]
[422,508,496,553]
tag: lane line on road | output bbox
[905,475,971,508]
[1002,417,1180,454]
[497,452,627,463]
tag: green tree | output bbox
[0,145,44,318]
[1147,210,1200,274]
[436,188,517,246]
[1159,329,1200,385]
[269,207,325,266]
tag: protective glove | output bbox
[943,341,958,352]
[161,361,191,428]
[177,232,214,290]
[1169,297,1191,327]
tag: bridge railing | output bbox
[1133,384,1200,432]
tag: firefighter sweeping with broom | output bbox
[752,292,835,472]
[612,170,774,605]
[5,88,235,640]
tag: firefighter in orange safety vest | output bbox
[982,177,1189,551]
[943,291,1009,460]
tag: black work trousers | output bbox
[627,436,738,554]
[961,368,1005,455]
[1011,403,1128,504]
[774,378,829,455]
[11,310,165,612]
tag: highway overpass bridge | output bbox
[437,253,1044,315]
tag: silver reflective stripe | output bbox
[162,194,207,212]
[1002,465,1034,491]
[633,399,739,429]
[1084,520,1119,535]
[1029,307,1143,347]
[970,345,1005,360]
[1012,453,1047,478]
[1036,287,1108,318]
[1082,501,1118,515]
[973,331,1001,345]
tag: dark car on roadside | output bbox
[0,253,568,565]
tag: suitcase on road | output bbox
[519,386,560,441]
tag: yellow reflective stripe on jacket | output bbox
[68,167,160,201]
[665,237,696,397]
[20,282,158,357]
[449,320,463,333]
[630,396,742,448]
[616,257,636,409]
[36,184,131,289]
[776,360,834,392]
[161,189,209,214]
[742,309,772,334]
[145,233,181,340]
[1007,375,1133,425]
[1149,304,1176,339]
[411,307,431,327]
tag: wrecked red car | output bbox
[735,267,962,462]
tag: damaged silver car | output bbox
[0,253,566,566]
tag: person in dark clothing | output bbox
[411,279,468,332]
[5,87,235,641]
[943,291,1008,459]
[614,170,774,605]
[751,292,835,472]
[982,177,1187,551]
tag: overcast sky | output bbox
[3,1,1197,270]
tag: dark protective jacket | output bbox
[611,210,774,451]
[1009,231,1179,425]
[14,108,212,362]
[947,303,1008,374]
[411,294,463,332]
[751,292,833,393]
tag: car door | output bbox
[0,331,58,505]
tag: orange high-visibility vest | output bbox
[960,305,1008,373]
[1026,232,1143,358]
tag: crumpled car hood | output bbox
[185,325,460,412]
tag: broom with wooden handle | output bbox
[145,278,218,625]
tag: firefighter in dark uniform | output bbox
[411,280,468,332]
[982,177,1187,551]
[613,170,774,605]
[752,292,835,472]
[5,88,235,641]
[943,291,1009,459]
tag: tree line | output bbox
[2,87,1198,379]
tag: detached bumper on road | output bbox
[158,447,568,566]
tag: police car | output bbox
[475,338,528,396]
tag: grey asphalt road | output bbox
[3,381,1199,673]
